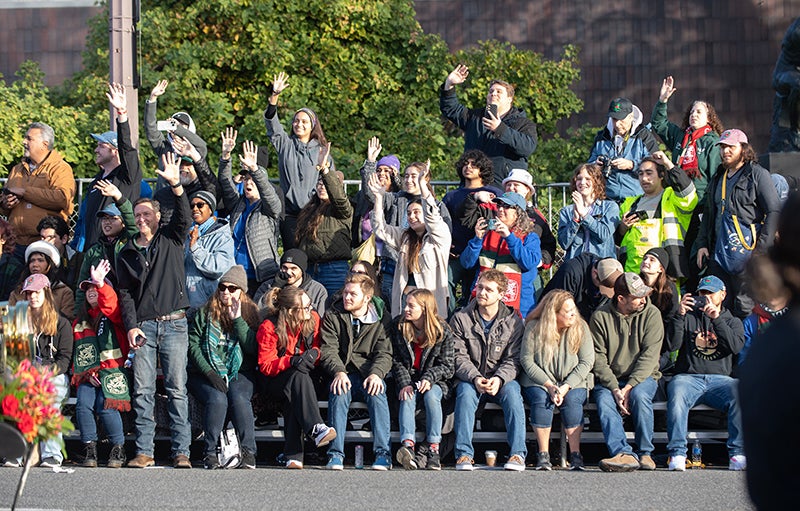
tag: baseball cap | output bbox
[502,169,536,196]
[492,192,527,210]
[697,275,726,293]
[22,273,51,293]
[716,129,748,146]
[595,258,624,287]
[90,131,118,148]
[96,202,122,218]
[607,98,633,120]
[614,272,652,298]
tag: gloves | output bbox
[272,271,290,289]
[205,371,228,393]
[291,348,319,374]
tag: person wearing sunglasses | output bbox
[188,265,261,469]
[184,190,235,319]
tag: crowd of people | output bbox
[0,67,792,473]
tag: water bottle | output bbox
[124,351,135,369]
[691,439,702,468]
[354,444,364,469]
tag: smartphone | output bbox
[485,103,498,119]
[156,119,176,131]
[634,210,649,221]
[693,295,708,309]
[134,334,147,347]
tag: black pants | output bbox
[280,214,298,251]
[264,368,324,460]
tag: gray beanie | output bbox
[190,190,217,212]
[220,265,248,291]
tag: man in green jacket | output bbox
[319,273,393,471]
[590,272,663,472]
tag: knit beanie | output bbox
[190,190,217,212]
[220,265,248,291]
[280,249,308,273]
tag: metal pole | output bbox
[109,0,139,146]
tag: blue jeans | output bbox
[398,384,444,444]
[380,258,396,313]
[75,383,125,445]
[309,260,349,298]
[448,257,477,314]
[454,380,527,460]
[666,374,744,457]
[187,370,257,456]
[132,317,191,458]
[594,377,657,457]
[40,373,69,462]
[327,372,391,458]
[522,385,587,429]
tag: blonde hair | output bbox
[525,290,584,363]
[398,288,444,350]
[28,287,58,336]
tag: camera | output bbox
[693,295,708,309]
[487,219,497,231]
[595,155,613,179]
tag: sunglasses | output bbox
[349,269,368,275]
[218,284,240,293]
[190,202,208,210]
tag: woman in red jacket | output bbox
[257,286,336,469]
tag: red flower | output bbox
[2,394,20,418]
[16,412,35,439]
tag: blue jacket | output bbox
[558,200,620,260]
[184,218,235,313]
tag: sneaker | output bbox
[286,459,303,469]
[173,454,192,469]
[203,454,222,470]
[81,441,98,468]
[311,423,337,448]
[729,455,747,471]
[107,444,126,469]
[639,454,656,471]
[426,450,441,471]
[668,455,687,472]
[371,454,392,471]
[127,454,155,468]
[39,457,61,468]
[455,455,475,471]
[414,443,429,470]
[504,454,526,471]
[326,454,344,471]
[569,452,585,471]
[2,459,22,468]
[395,446,417,470]
[598,452,640,472]
[239,448,256,469]
[535,451,552,471]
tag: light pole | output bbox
[109,0,139,145]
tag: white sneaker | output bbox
[668,455,687,471]
[729,455,747,471]
[455,456,475,471]
[286,459,303,469]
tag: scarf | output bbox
[474,230,525,312]
[201,312,243,380]
[71,313,131,412]
[752,303,788,334]
[678,125,713,178]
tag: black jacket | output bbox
[542,252,608,320]
[390,316,455,399]
[668,306,745,376]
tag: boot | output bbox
[81,441,97,468]
[107,444,126,469]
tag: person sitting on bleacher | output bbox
[666,275,746,471]
[590,272,662,472]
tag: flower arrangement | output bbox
[1,359,73,444]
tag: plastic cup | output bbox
[485,450,497,467]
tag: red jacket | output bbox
[257,311,321,377]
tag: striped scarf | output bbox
[474,230,525,312]
[72,314,131,412]
[201,312,243,380]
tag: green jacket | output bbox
[297,169,353,264]
[590,299,662,389]
[650,100,721,203]
[319,295,393,379]
[188,306,258,375]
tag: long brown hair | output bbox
[570,163,606,201]
[641,268,675,313]
[29,287,59,336]
[682,100,724,134]
[294,172,344,244]
[263,286,316,353]
[505,204,535,237]
[524,290,585,363]
[207,286,260,333]
[401,199,424,274]
[398,288,444,350]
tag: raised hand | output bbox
[367,136,382,162]
[445,64,470,89]
[272,72,290,95]
[317,142,332,169]
[239,140,258,171]
[650,150,674,169]
[158,152,181,187]
[659,76,677,103]
[107,82,127,111]
[150,79,169,100]
[94,179,122,202]
[367,173,385,197]
[221,127,238,160]
[229,295,241,320]
[90,259,112,287]
[172,135,200,161]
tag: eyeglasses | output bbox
[218,284,240,293]
[190,202,207,210]
[291,305,313,312]
[349,270,368,275]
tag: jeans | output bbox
[132,317,191,458]
[40,373,69,462]
[327,372,391,458]
[398,384,444,444]
[454,380,527,460]
[522,385,587,429]
[75,383,125,445]
[666,373,744,457]
[380,258,396,313]
[309,260,350,299]
[448,258,476,315]
[594,377,657,457]
[187,370,257,456]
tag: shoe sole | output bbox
[286,462,303,469]
[598,462,639,472]
[326,461,344,471]
[639,464,656,471]
[396,448,418,471]
[504,464,525,472]
[81,462,98,468]
[39,463,61,468]
[535,465,552,471]
[427,464,441,471]
[455,464,475,471]
[371,464,391,471]
[107,462,123,469]
[570,466,586,471]
[315,429,337,448]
